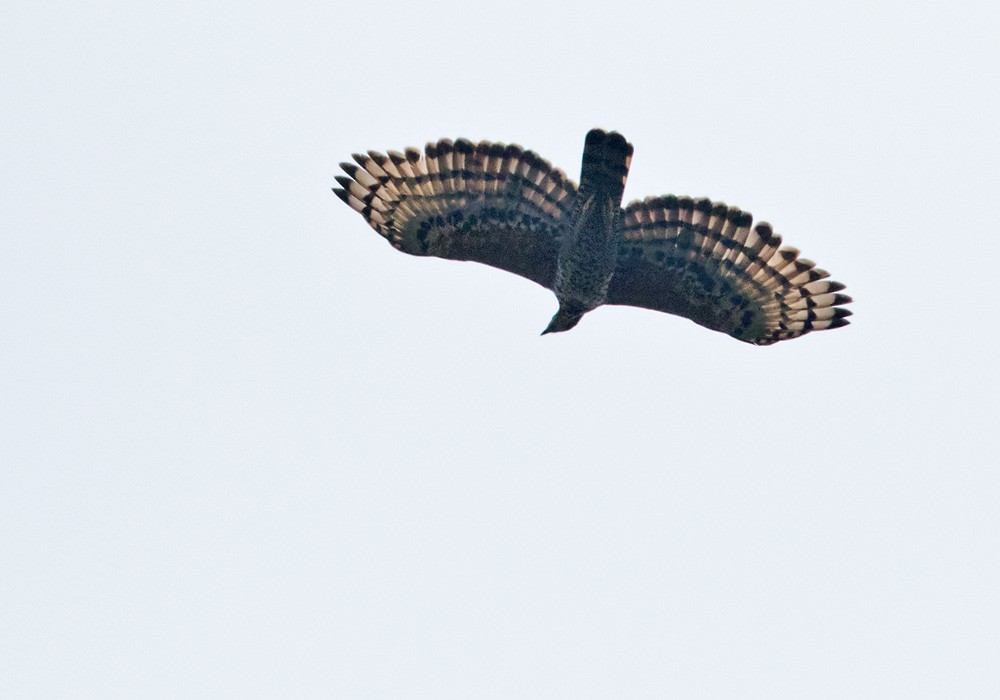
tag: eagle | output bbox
[334,129,851,344]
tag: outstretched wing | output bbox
[334,138,577,289]
[608,195,852,345]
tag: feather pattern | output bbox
[334,138,577,288]
[608,196,851,344]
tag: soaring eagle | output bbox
[334,129,851,344]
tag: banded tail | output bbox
[578,129,634,205]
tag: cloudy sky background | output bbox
[3,1,999,697]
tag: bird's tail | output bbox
[579,129,633,205]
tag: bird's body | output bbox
[334,129,851,344]
[545,130,633,333]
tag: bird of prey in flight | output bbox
[334,129,851,344]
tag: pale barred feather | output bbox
[721,212,753,264]
[465,142,484,196]
[451,140,468,186]
[703,202,729,257]
[473,147,491,198]
[423,144,442,195]
[436,139,456,192]
[403,149,430,197]
[500,145,521,186]
[486,144,505,198]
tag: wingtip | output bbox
[733,210,753,228]
[754,221,774,239]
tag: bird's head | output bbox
[541,301,587,335]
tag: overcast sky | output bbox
[3,1,999,697]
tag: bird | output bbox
[333,129,851,345]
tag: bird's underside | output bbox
[333,129,852,345]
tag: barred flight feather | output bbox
[609,196,852,344]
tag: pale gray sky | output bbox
[3,1,999,697]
